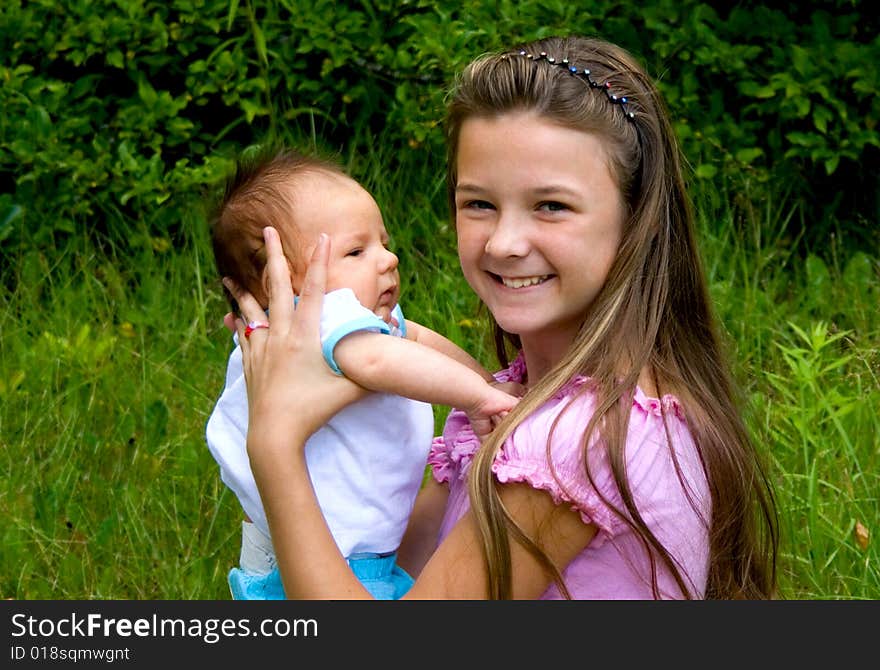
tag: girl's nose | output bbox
[484,212,529,258]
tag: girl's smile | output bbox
[494,273,554,289]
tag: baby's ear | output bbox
[264,259,300,302]
[255,269,271,309]
[285,255,303,297]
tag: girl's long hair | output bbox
[445,35,778,599]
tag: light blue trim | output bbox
[392,304,406,337]
[323,316,390,375]
[229,554,413,600]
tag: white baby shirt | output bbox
[205,288,435,557]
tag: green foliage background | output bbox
[2,0,878,254]
[1,1,878,599]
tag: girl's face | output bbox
[290,172,400,324]
[454,111,625,361]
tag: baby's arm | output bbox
[406,321,527,399]
[403,320,496,382]
[333,332,517,437]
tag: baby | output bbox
[205,147,519,600]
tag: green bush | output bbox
[1,0,877,257]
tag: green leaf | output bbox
[137,76,158,107]
[785,131,816,147]
[107,50,124,69]
[824,154,839,174]
[795,96,811,118]
[240,98,265,123]
[117,141,139,172]
[251,21,268,67]
[813,106,832,134]
[695,163,717,179]
[70,74,101,99]
[805,254,832,309]
[791,44,810,76]
[55,218,75,234]
[842,252,874,282]
[841,251,875,306]
[226,0,240,32]
[735,147,764,164]
[738,81,762,96]
[27,105,52,136]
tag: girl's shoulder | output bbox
[503,375,689,471]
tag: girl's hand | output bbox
[223,227,366,459]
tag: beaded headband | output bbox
[502,50,636,122]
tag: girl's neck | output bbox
[519,337,568,388]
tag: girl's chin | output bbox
[490,313,531,336]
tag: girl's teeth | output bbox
[501,275,549,289]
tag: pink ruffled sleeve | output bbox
[429,354,530,485]
[427,436,453,484]
[428,408,479,485]
[491,386,621,543]
[493,384,703,550]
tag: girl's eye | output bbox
[538,201,568,212]
[463,199,495,211]
[346,249,363,257]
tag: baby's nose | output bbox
[381,248,399,272]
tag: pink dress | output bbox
[428,354,711,599]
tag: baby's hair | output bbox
[210,144,347,310]
[447,35,778,599]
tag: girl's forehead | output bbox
[458,111,609,153]
[455,113,615,191]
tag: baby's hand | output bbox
[465,386,520,441]
[490,380,527,398]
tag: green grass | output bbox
[0,214,242,598]
[697,182,880,599]
[1,155,877,600]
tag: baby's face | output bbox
[290,172,400,324]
